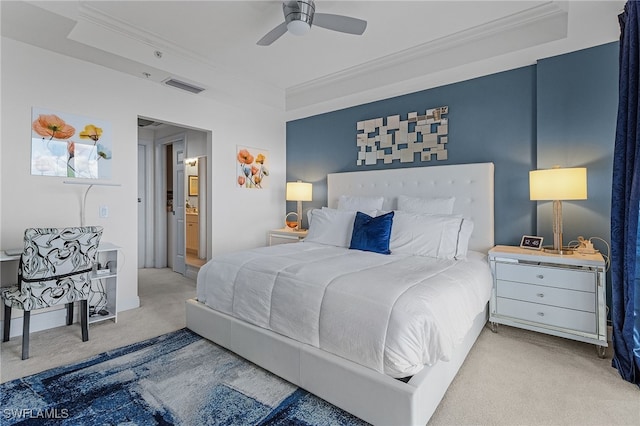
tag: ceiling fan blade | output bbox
[257,21,288,46]
[313,13,367,35]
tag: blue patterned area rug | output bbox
[0,328,368,425]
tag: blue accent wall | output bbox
[287,42,618,250]
[536,42,618,251]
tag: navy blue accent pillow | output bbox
[349,211,394,255]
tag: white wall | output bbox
[1,37,286,332]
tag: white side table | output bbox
[488,245,607,357]
[268,228,308,246]
[89,243,119,324]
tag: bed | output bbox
[186,162,495,425]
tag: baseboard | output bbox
[2,307,77,338]
[119,295,141,312]
[185,265,199,281]
[1,295,140,338]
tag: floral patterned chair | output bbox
[2,227,103,359]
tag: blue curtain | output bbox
[611,0,640,387]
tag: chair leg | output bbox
[3,305,11,342]
[66,302,74,326]
[80,300,89,342]
[22,311,30,360]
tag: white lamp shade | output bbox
[286,181,312,201]
[529,167,587,200]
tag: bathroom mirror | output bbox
[188,175,198,196]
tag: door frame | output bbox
[154,132,187,269]
[138,119,213,272]
[137,142,155,268]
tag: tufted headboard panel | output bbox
[327,162,495,253]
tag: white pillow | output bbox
[389,211,473,259]
[308,206,378,228]
[456,218,474,259]
[304,208,357,248]
[337,195,384,212]
[397,195,456,215]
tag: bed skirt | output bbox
[186,298,488,426]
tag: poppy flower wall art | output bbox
[236,146,269,189]
[31,107,112,179]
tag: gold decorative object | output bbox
[285,212,299,230]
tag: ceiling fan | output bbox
[257,1,367,46]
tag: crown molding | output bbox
[286,2,568,112]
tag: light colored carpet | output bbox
[1,268,197,383]
[1,268,638,425]
[429,324,639,425]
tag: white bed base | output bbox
[186,298,487,426]
[186,162,495,425]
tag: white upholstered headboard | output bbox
[327,162,495,253]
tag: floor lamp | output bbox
[529,166,587,255]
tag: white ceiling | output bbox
[1,1,624,119]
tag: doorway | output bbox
[185,156,207,269]
[137,117,211,278]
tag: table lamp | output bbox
[286,181,312,230]
[529,166,587,254]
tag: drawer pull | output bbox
[537,312,545,317]
[536,274,544,279]
[536,293,545,298]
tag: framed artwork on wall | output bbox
[236,146,269,189]
[188,175,198,196]
[31,107,113,179]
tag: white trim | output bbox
[153,132,187,268]
[1,294,139,339]
[286,3,567,112]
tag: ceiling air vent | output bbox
[163,78,205,94]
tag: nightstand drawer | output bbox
[495,262,595,292]
[268,229,308,246]
[497,280,595,312]
[496,297,597,334]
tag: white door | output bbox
[172,142,186,275]
[137,144,146,268]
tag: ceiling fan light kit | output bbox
[285,0,313,36]
[257,0,367,46]
[287,20,311,36]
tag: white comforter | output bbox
[197,242,492,378]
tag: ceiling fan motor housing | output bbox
[284,1,315,35]
[257,0,365,46]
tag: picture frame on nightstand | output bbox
[520,235,543,250]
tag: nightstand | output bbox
[488,245,607,357]
[268,228,308,246]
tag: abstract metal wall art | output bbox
[356,106,448,166]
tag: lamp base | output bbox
[543,247,574,255]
